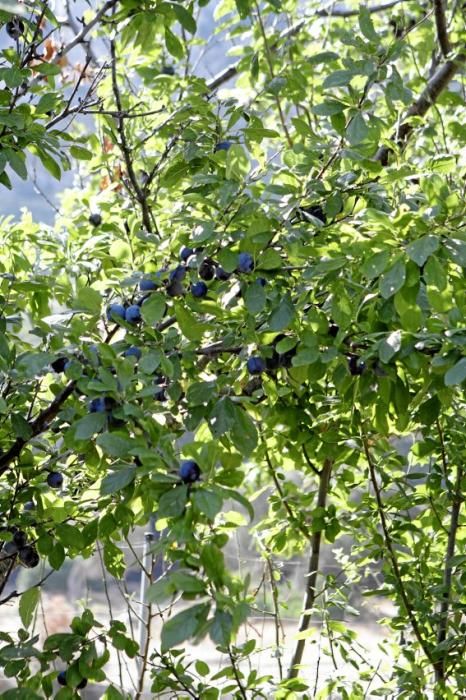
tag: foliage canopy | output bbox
[0,0,465,697]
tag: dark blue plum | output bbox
[237,252,254,273]
[89,213,102,227]
[139,278,157,291]
[199,259,215,280]
[215,141,232,152]
[257,278,267,287]
[169,266,186,283]
[348,355,366,376]
[154,387,167,402]
[51,357,68,373]
[47,472,63,489]
[89,397,106,413]
[191,281,208,299]
[161,65,175,76]
[215,266,230,281]
[180,247,194,262]
[123,346,142,360]
[13,530,27,548]
[166,280,184,297]
[247,356,266,375]
[106,304,126,322]
[57,671,67,687]
[125,305,141,324]
[18,545,39,568]
[179,460,201,484]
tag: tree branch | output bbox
[57,0,120,61]
[0,380,77,478]
[109,40,157,236]
[288,458,333,678]
[433,0,451,58]
[361,433,436,667]
[207,0,407,91]
[375,51,466,164]
[434,421,463,684]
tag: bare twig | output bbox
[57,0,120,61]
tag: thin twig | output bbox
[361,432,435,667]
[253,0,293,148]
[264,448,311,539]
[109,40,157,236]
[434,421,463,684]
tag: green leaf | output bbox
[210,610,233,646]
[406,235,440,266]
[96,433,133,458]
[323,70,356,89]
[358,5,379,42]
[176,305,205,340]
[444,238,466,267]
[379,330,402,363]
[171,3,196,33]
[141,294,166,325]
[101,687,126,700]
[11,413,32,440]
[379,259,406,299]
[69,146,93,161]
[34,148,61,180]
[225,145,249,180]
[165,27,184,59]
[74,287,102,314]
[312,101,345,116]
[19,587,40,628]
[100,467,136,496]
[74,413,106,440]
[210,397,237,436]
[2,691,41,700]
[234,0,250,19]
[170,571,206,593]
[444,358,466,386]
[7,149,27,180]
[346,113,368,145]
[192,489,223,520]
[259,249,282,269]
[230,407,258,457]
[55,524,85,550]
[268,295,295,331]
[103,542,126,578]
[161,603,210,652]
[361,250,391,279]
[17,352,53,377]
[157,485,188,518]
[244,282,266,314]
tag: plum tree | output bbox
[0,0,465,698]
